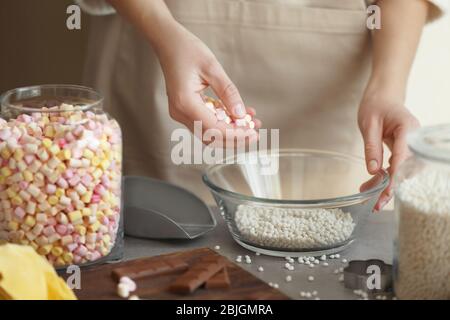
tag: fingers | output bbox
[359,172,391,212]
[252,119,262,129]
[169,91,259,147]
[373,188,392,212]
[372,123,417,212]
[204,61,246,119]
[388,127,411,178]
[245,107,262,129]
[359,174,383,193]
[168,91,217,132]
[374,127,412,211]
[245,106,256,116]
[169,56,260,146]
[361,119,384,175]
[360,118,389,211]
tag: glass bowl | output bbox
[203,149,389,256]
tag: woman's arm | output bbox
[365,0,429,102]
[106,0,175,48]
[106,0,259,140]
[359,0,429,210]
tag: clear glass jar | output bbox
[393,124,450,299]
[0,85,123,268]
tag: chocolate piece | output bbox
[111,257,188,281]
[205,267,231,289]
[169,255,227,294]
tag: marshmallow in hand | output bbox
[204,97,255,129]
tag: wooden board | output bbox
[66,248,289,300]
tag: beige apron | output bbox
[82,0,372,202]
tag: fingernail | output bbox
[233,104,245,118]
[368,160,378,172]
[387,188,394,197]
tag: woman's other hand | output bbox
[358,93,420,211]
[360,0,428,211]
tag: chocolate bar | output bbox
[111,257,188,281]
[169,255,227,294]
[205,267,231,289]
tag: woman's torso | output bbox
[83,0,372,201]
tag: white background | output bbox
[407,14,450,125]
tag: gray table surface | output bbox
[123,209,395,300]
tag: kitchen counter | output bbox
[123,209,395,300]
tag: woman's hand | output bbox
[358,0,428,211]
[107,0,260,145]
[358,93,420,211]
[154,22,261,143]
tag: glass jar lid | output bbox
[0,84,103,113]
[408,124,450,163]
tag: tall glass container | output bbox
[0,85,123,267]
[394,125,450,299]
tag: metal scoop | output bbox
[123,176,216,240]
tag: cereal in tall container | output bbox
[394,125,450,299]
